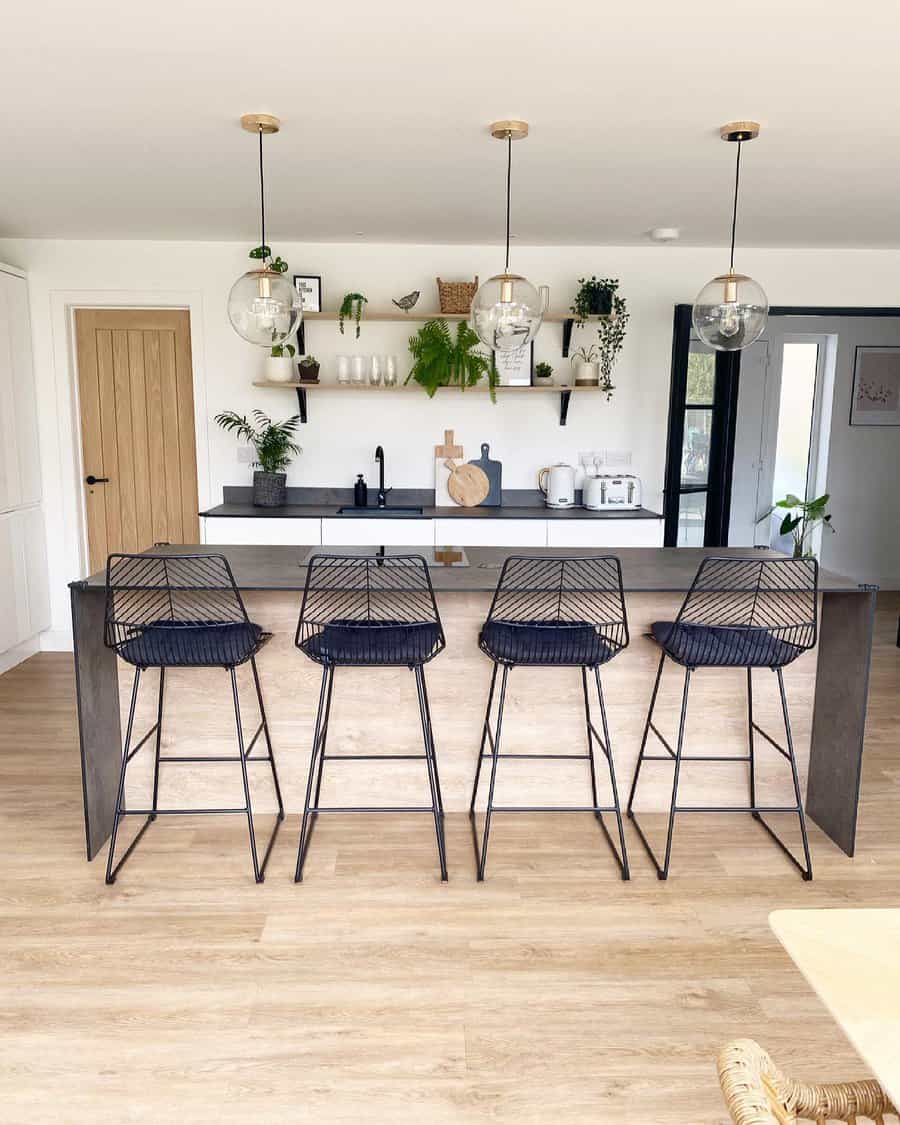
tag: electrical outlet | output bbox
[236,447,254,464]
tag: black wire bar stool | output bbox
[294,553,448,882]
[626,556,818,881]
[469,555,631,881]
[103,553,284,884]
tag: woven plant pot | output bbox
[437,276,479,314]
[252,471,287,508]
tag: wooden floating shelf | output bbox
[252,380,606,426]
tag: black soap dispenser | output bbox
[354,474,368,508]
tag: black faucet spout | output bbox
[375,445,387,508]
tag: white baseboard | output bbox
[0,636,40,675]
[39,627,74,652]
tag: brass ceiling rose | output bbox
[489,119,529,141]
[720,120,761,143]
[240,113,281,135]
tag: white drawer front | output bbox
[321,518,434,546]
[203,517,321,546]
[546,519,664,548]
[433,518,546,547]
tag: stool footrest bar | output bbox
[751,720,792,760]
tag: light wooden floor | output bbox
[1,596,898,1124]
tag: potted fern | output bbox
[215,409,301,507]
[405,319,497,401]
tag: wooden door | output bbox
[75,309,199,571]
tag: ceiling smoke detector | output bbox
[649,227,680,242]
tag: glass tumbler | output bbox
[383,355,399,387]
[336,355,351,384]
[368,355,383,386]
[351,355,366,385]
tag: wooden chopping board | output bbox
[434,429,463,507]
[445,459,490,507]
[468,443,502,506]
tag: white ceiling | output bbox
[2,0,898,247]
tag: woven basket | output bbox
[436,276,479,314]
[252,471,287,508]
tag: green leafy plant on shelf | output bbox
[760,493,835,558]
[534,361,553,381]
[570,276,616,325]
[406,319,496,401]
[214,409,302,474]
[270,342,296,358]
[338,292,368,337]
[248,244,289,274]
[596,289,629,398]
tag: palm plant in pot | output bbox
[215,409,301,507]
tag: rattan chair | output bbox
[103,553,284,884]
[469,555,630,881]
[626,556,818,881]
[718,1039,897,1124]
[294,553,448,882]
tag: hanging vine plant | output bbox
[338,292,368,338]
[596,290,629,398]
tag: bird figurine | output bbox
[392,290,420,313]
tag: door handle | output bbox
[85,475,109,485]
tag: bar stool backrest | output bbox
[485,555,629,649]
[295,552,445,652]
[105,552,251,656]
[675,556,818,651]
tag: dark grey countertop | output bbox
[200,502,662,521]
[74,544,864,594]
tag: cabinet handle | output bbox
[85,475,109,486]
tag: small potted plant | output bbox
[215,409,301,508]
[297,354,320,384]
[265,341,296,382]
[571,344,600,386]
[533,361,554,386]
[760,493,835,558]
[571,276,616,324]
[339,292,368,338]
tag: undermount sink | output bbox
[335,506,424,517]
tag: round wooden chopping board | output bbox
[445,460,490,507]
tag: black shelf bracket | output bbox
[559,389,572,426]
[295,386,308,423]
[561,318,575,357]
[296,321,306,355]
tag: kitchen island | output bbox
[70,545,875,866]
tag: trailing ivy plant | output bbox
[596,290,629,398]
[248,244,288,274]
[339,292,368,337]
[405,319,496,401]
[214,409,301,475]
[760,493,835,558]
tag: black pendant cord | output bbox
[729,139,742,273]
[258,126,266,256]
[504,134,512,273]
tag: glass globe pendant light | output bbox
[471,121,543,353]
[227,113,301,348]
[693,122,768,352]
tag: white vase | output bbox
[574,360,600,386]
[265,355,295,383]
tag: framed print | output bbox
[293,274,322,313]
[850,346,900,426]
[491,342,534,386]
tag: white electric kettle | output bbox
[538,463,576,509]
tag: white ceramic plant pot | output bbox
[574,360,600,386]
[265,355,295,383]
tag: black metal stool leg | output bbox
[231,667,263,883]
[626,651,666,816]
[778,668,813,880]
[150,668,165,819]
[747,668,757,814]
[580,667,600,810]
[593,667,630,881]
[250,655,285,820]
[469,663,498,813]
[415,666,448,881]
[295,666,331,883]
[105,668,144,884]
[312,665,335,811]
[419,671,444,816]
[473,664,509,881]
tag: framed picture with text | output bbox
[292,274,322,313]
[850,346,900,426]
[491,342,534,386]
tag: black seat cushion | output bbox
[300,619,442,666]
[118,619,264,668]
[480,619,617,666]
[651,621,803,668]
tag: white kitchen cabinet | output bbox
[433,517,547,547]
[321,518,433,547]
[546,519,665,549]
[3,274,41,507]
[203,516,321,546]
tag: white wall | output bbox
[2,235,900,645]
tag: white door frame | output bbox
[50,289,210,581]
